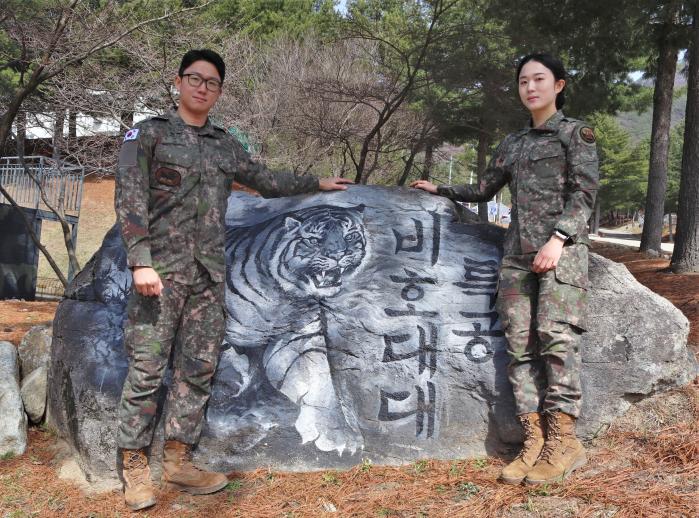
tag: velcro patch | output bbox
[155,167,181,187]
[579,126,595,144]
[123,128,140,142]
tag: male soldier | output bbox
[115,49,352,510]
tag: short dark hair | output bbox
[516,53,567,109]
[179,49,226,83]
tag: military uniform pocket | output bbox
[152,142,193,191]
[554,244,589,289]
[528,142,566,190]
[530,142,563,161]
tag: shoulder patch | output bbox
[579,126,595,144]
[123,128,139,142]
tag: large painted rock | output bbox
[47,186,697,481]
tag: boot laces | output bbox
[125,451,149,485]
[539,416,562,462]
[515,417,540,460]
[177,445,204,472]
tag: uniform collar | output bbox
[198,117,224,138]
[166,109,223,137]
[526,110,565,133]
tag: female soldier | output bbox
[412,53,598,485]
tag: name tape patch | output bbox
[123,128,140,142]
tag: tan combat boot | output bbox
[161,440,228,494]
[121,449,156,511]
[525,411,587,485]
[499,412,546,484]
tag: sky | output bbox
[336,0,348,14]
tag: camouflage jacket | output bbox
[437,111,599,256]
[114,110,319,284]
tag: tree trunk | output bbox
[68,109,77,155]
[15,110,26,157]
[397,146,419,186]
[421,143,434,181]
[640,32,678,253]
[590,195,601,234]
[53,110,65,160]
[671,8,699,273]
[476,130,490,223]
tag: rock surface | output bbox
[18,325,52,378]
[47,186,697,481]
[0,340,27,456]
[20,365,48,423]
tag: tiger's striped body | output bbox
[224,205,367,455]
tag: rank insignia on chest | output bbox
[123,128,140,142]
[579,126,595,144]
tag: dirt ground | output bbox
[0,180,697,517]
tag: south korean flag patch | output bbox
[123,128,139,142]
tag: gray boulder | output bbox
[18,325,52,378]
[0,341,27,456]
[20,365,48,423]
[581,255,696,434]
[47,186,697,481]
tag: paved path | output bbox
[590,228,674,255]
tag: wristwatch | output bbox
[553,230,569,242]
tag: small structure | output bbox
[0,156,84,299]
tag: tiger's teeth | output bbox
[320,271,326,281]
[339,267,345,274]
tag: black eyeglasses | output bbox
[181,73,222,92]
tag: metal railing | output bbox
[0,156,84,218]
[35,276,66,300]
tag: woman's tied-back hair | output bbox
[516,53,567,110]
[179,49,226,83]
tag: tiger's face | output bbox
[276,208,367,297]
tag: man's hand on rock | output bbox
[410,180,438,194]
[319,177,354,191]
[132,266,164,296]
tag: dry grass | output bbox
[0,384,696,517]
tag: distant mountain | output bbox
[615,68,687,143]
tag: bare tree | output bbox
[336,0,459,184]
[212,36,432,184]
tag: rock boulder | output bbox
[18,325,52,378]
[0,340,27,456]
[47,187,697,481]
[20,365,48,423]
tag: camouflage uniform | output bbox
[437,111,598,418]
[115,110,320,449]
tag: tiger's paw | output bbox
[295,405,363,456]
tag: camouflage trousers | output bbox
[496,248,588,418]
[117,266,225,449]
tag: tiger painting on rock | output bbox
[220,204,368,455]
